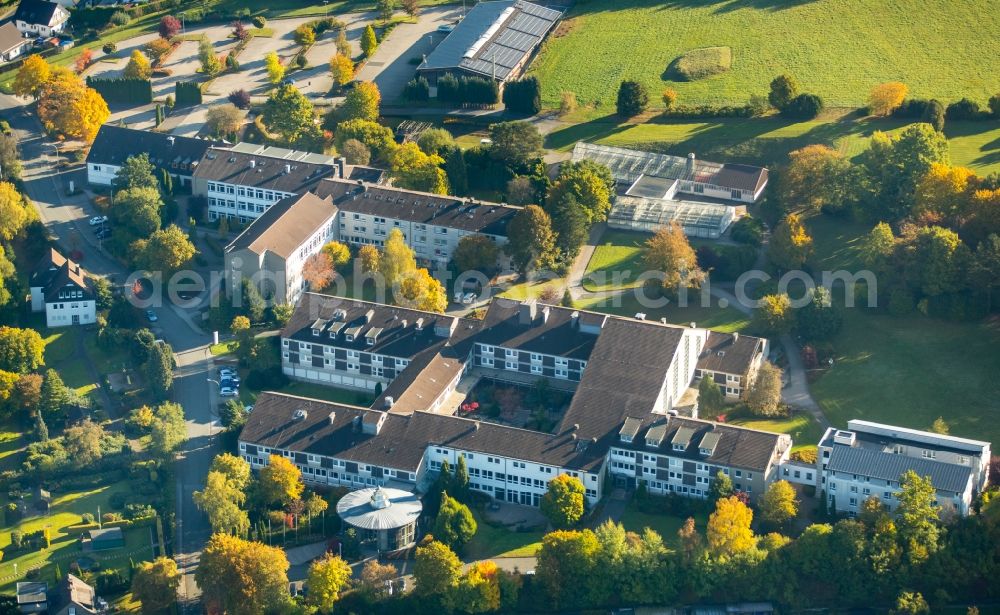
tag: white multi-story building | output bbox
[315,178,518,268]
[29,248,97,328]
[224,193,339,306]
[816,421,991,517]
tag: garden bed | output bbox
[457,378,571,433]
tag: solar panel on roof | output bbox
[516,0,561,20]
[507,13,552,37]
[495,29,538,51]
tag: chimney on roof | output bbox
[572,423,579,432]
[285,163,292,174]
[328,411,336,425]
[336,157,347,178]
[250,159,256,169]
[518,300,538,325]
[415,317,424,331]
[541,306,550,324]
[401,319,408,328]
[690,322,697,328]
[474,421,480,431]
[364,309,375,324]
[384,396,394,409]
[733,332,739,342]
[167,136,175,146]
[571,311,580,328]
[686,152,696,175]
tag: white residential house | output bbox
[13,0,70,37]
[85,125,222,189]
[29,248,97,328]
[0,22,32,63]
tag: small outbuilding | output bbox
[83,527,124,551]
[34,487,51,512]
[336,486,422,552]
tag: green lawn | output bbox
[545,113,1000,174]
[728,412,823,454]
[463,510,544,561]
[498,278,564,302]
[0,426,24,471]
[530,0,1000,113]
[583,230,648,292]
[210,341,237,356]
[573,292,751,334]
[803,213,1000,445]
[619,501,708,545]
[273,381,376,407]
[0,483,154,592]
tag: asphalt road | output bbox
[0,93,220,610]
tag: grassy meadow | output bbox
[531,0,1000,115]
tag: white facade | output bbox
[425,446,603,506]
[823,465,973,518]
[30,285,96,328]
[15,8,69,37]
[240,443,419,491]
[338,210,509,267]
[282,336,411,392]
[86,162,119,187]
[206,181,296,225]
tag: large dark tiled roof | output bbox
[475,300,598,360]
[315,178,520,236]
[14,0,63,25]
[86,125,221,172]
[697,332,764,376]
[827,446,972,494]
[194,148,336,193]
[226,193,337,259]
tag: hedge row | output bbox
[437,73,499,107]
[65,514,157,535]
[86,76,153,105]
[175,81,202,106]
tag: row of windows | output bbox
[208,183,290,202]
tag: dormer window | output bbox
[619,417,641,444]
[673,443,686,452]
[671,426,695,452]
[645,424,667,448]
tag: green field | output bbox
[729,412,823,454]
[530,0,1000,114]
[802,214,1000,446]
[463,510,544,561]
[619,502,708,544]
[545,114,1000,174]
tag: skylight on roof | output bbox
[464,6,516,59]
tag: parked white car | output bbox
[89,215,109,226]
[219,386,238,397]
[462,292,477,305]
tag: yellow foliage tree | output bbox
[37,67,109,142]
[13,55,51,99]
[124,49,152,79]
[265,51,284,84]
[643,221,705,290]
[0,182,28,242]
[258,454,304,506]
[707,495,756,557]
[329,53,354,86]
[389,142,448,194]
[768,213,813,270]
[914,162,978,226]
[70,87,111,143]
[397,268,447,313]
[868,81,908,117]
[379,228,416,288]
[780,144,851,212]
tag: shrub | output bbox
[228,89,251,109]
[559,91,577,116]
[781,93,823,119]
[887,287,915,316]
[252,15,267,28]
[921,99,946,132]
[109,10,130,26]
[662,88,678,110]
[102,42,117,54]
[225,53,240,71]
[731,216,765,247]
[892,98,930,118]
[502,76,541,115]
[95,569,129,595]
[175,81,202,106]
[662,104,752,119]
[294,24,315,46]
[295,54,307,68]
[990,92,1000,118]
[102,512,124,523]
[946,97,986,120]
[671,46,732,81]
[616,80,649,117]
[81,512,95,523]
[403,77,429,102]
[748,94,769,116]
[125,503,155,519]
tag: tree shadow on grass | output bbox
[543,113,633,150]
[570,0,819,16]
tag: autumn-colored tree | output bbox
[780,144,852,212]
[196,534,291,614]
[301,252,335,290]
[360,560,398,598]
[452,560,502,614]
[0,327,45,374]
[746,361,783,416]
[340,138,371,165]
[124,50,152,79]
[379,228,417,288]
[541,474,586,528]
[321,241,351,269]
[769,213,814,270]
[13,55,50,99]
[414,540,462,597]
[768,74,799,110]
[707,495,755,557]
[358,244,380,273]
[258,454,304,506]
[305,553,352,611]
[453,234,500,274]
[264,51,284,84]
[74,49,94,74]
[205,104,244,139]
[193,470,249,536]
[397,268,448,313]
[71,87,111,143]
[37,67,109,142]
[159,15,181,39]
[895,470,941,565]
[644,221,705,291]
[329,53,354,86]
[340,81,381,122]
[198,36,222,76]
[211,452,252,491]
[294,24,316,46]
[753,293,794,335]
[913,163,978,226]
[536,529,600,609]
[146,38,172,64]
[131,556,181,614]
[868,81,908,117]
[759,480,799,528]
[662,87,678,109]
[389,141,447,194]
[0,182,28,242]
[262,84,315,143]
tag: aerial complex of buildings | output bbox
[238,294,992,518]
